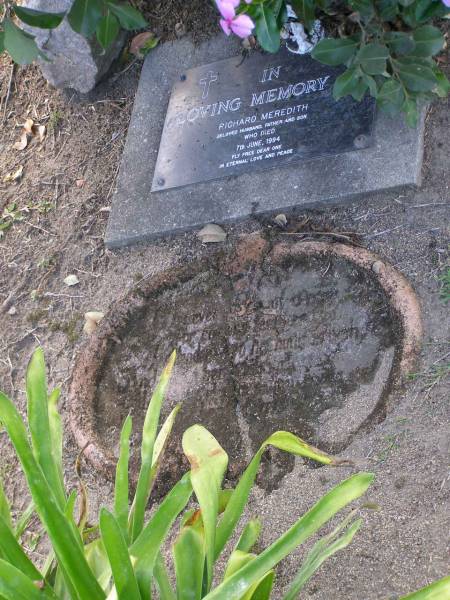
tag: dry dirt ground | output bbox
[0,16,449,600]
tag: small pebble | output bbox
[372,260,384,274]
[7,306,17,316]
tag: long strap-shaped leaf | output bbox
[182,425,229,592]
[173,525,205,600]
[215,431,342,560]
[26,349,66,509]
[114,415,132,537]
[282,516,363,599]
[0,514,42,581]
[100,509,141,600]
[154,554,176,600]
[0,478,11,531]
[0,391,105,600]
[130,473,193,600]
[399,575,450,599]
[205,473,373,600]
[0,558,58,600]
[130,351,176,541]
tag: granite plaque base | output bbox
[105,36,425,248]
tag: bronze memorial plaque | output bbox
[151,47,375,193]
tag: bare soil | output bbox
[0,14,449,599]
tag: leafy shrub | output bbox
[1,1,448,124]
[0,0,147,64]
[216,0,449,125]
[0,348,448,597]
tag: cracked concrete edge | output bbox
[68,238,423,481]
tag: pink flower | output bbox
[216,0,255,38]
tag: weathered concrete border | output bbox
[69,238,422,480]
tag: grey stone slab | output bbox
[105,36,425,248]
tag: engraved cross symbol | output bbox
[199,71,218,100]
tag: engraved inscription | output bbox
[152,49,375,191]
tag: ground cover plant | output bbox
[0,348,449,598]
[1,0,449,125]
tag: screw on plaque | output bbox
[354,134,370,149]
[180,74,186,81]
[157,177,165,187]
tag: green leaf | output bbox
[0,390,105,600]
[385,31,415,55]
[409,25,444,57]
[282,513,363,599]
[205,473,374,600]
[376,79,405,114]
[182,425,228,591]
[67,0,102,38]
[397,59,437,91]
[375,0,399,21]
[254,3,280,53]
[100,509,141,600]
[414,0,448,22]
[129,351,176,541]
[154,554,176,600]
[0,478,11,531]
[399,575,450,599]
[0,515,42,581]
[3,18,39,64]
[251,571,275,600]
[312,37,359,66]
[107,2,147,30]
[173,526,205,600]
[14,501,35,540]
[0,559,58,600]
[224,550,256,581]
[291,0,316,31]
[348,0,375,22]
[26,350,66,509]
[434,70,450,98]
[13,5,65,29]
[152,403,181,469]
[215,431,341,561]
[333,67,362,100]
[83,538,111,593]
[96,11,119,50]
[236,519,262,553]
[402,97,419,127]
[114,415,132,536]
[48,388,64,501]
[130,473,193,600]
[357,43,389,75]
[0,31,5,54]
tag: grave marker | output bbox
[105,36,424,247]
[152,52,375,192]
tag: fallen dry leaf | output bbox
[36,125,46,143]
[3,165,24,183]
[63,274,79,287]
[14,131,30,151]
[197,224,227,243]
[75,179,85,188]
[130,31,159,57]
[23,118,34,134]
[274,213,287,227]
[83,311,105,334]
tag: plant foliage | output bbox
[0,347,371,599]
[0,348,448,598]
[0,0,147,64]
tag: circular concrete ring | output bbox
[69,239,422,482]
